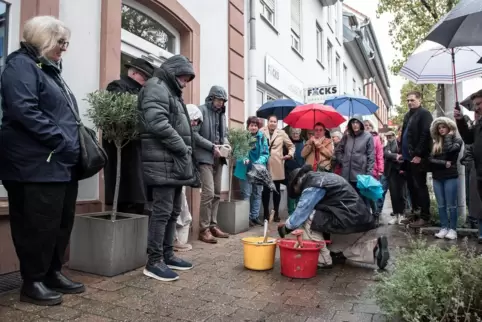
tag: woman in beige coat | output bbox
[261,115,295,222]
[301,122,333,172]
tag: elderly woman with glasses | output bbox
[0,16,84,306]
[301,123,333,172]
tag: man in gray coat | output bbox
[138,55,198,282]
[335,115,375,207]
[195,86,230,243]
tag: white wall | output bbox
[249,0,345,116]
[177,0,230,191]
[59,0,102,201]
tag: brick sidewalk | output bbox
[0,200,409,322]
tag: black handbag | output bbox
[58,78,107,180]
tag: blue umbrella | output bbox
[324,94,379,117]
[256,98,304,120]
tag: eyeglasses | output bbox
[57,39,70,49]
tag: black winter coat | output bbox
[0,42,80,182]
[401,107,433,159]
[288,165,375,234]
[383,139,401,176]
[428,134,463,180]
[457,118,482,180]
[138,55,197,187]
[103,75,146,205]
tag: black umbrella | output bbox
[247,164,278,193]
[425,0,482,48]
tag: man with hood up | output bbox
[277,165,389,270]
[335,115,375,207]
[195,86,230,243]
[138,55,198,282]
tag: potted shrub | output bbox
[69,90,149,277]
[217,128,252,234]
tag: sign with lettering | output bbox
[305,85,339,103]
[265,55,304,102]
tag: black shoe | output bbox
[44,271,85,294]
[165,255,193,271]
[274,216,280,223]
[374,236,390,270]
[20,281,62,306]
[249,220,256,227]
[330,251,347,265]
[143,261,179,281]
[251,218,263,226]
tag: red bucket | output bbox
[277,238,324,279]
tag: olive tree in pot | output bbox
[69,90,149,277]
[217,128,252,234]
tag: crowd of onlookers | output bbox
[1,15,482,307]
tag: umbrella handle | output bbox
[451,48,459,103]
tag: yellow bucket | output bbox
[241,237,277,271]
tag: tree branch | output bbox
[420,0,439,20]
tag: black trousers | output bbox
[387,171,405,215]
[262,180,283,219]
[117,202,145,215]
[405,161,430,220]
[147,186,182,264]
[4,180,78,282]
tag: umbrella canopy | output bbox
[256,98,304,120]
[324,94,379,117]
[399,45,482,84]
[284,104,345,130]
[425,0,482,48]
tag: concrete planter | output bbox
[217,200,249,235]
[69,212,148,277]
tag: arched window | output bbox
[120,2,180,73]
[121,4,175,52]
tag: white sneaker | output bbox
[445,229,457,240]
[397,215,406,225]
[388,215,398,225]
[435,228,449,239]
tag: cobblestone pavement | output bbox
[0,199,478,322]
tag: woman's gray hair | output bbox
[23,16,70,57]
[331,131,342,139]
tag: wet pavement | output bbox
[1,197,480,322]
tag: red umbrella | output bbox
[284,104,345,129]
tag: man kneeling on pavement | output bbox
[278,165,390,269]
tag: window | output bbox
[335,53,340,85]
[358,87,362,96]
[316,23,324,63]
[327,40,333,82]
[343,64,348,94]
[327,5,334,31]
[334,3,339,38]
[121,4,175,52]
[291,0,301,52]
[352,79,356,94]
[260,0,275,26]
[257,89,264,108]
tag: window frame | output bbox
[316,22,324,65]
[260,0,276,27]
[327,40,333,83]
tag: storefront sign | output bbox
[305,85,338,103]
[265,55,304,102]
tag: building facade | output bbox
[342,4,392,130]
[0,0,246,275]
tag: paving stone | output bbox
[73,298,116,315]
[39,306,81,320]
[89,281,125,292]
[352,303,382,314]
[262,302,302,315]
[102,306,152,321]
[0,306,40,322]
[372,313,389,322]
[284,296,319,308]
[197,302,238,316]
[61,295,85,308]
[116,286,151,298]
[228,307,268,321]
[265,312,308,322]
[10,300,47,313]
[166,306,214,321]
[0,292,18,307]
[68,313,114,322]
[331,311,373,322]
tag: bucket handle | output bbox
[291,229,328,249]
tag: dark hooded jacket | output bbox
[288,165,375,234]
[137,55,197,187]
[194,86,229,165]
[0,42,80,182]
[334,115,375,182]
[457,118,482,180]
[103,75,147,205]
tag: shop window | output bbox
[121,4,175,53]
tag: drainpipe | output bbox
[247,0,257,117]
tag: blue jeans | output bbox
[432,178,458,230]
[240,180,262,220]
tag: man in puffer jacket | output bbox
[335,115,375,207]
[138,55,198,282]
